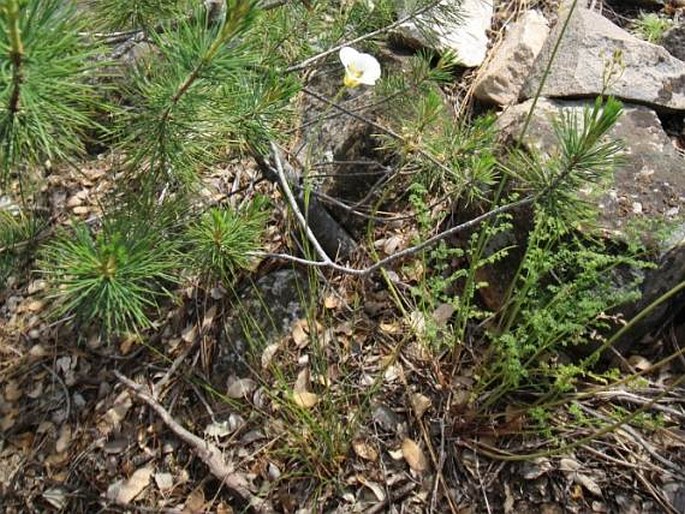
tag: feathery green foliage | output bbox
[187,196,269,283]
[85,0,193,31]
[513,97,623,222]
[116,0,297,187]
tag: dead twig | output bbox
[254,142,534,276]
[114,370,275,514]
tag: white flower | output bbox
[339,46,381,88]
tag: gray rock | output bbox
[295,71,390,236]
[212,269,308,384]
[497,98,685,351]
[473,10,549,105]
[394,0,493,67]
[662,24,685,61]
[520,7,685,112]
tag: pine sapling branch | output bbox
[162,0,255,123]
[4,0,24,116]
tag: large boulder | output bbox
[662,24,685,61]
[520,7,685,112]
[498,99,685,237]
[394,0,493,67]
[473,10,549,105]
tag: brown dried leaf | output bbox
[119,333,139,355]
[216,502,234,514]
[379,321,401,334]
[4,380,22,402]
[575,473,603,497]
[226,377,257,399]
[357,475,386,501]
[401,438,428,472]
[293,368,310,393]
[627,355,652,372]
[106,465,154,505]
[382,234,404,255]
[560,457,581,473]
[352,438,379,461]
[55,425,71,453]
[407,310,426,335]
[42,488,67,510]
[201,305,218,332]
[324,294,340,309]
[292,391,319,409]
[98,391,132,436]
[28,344,48,359]
[181,324,198,344]
[154,472,174,492]
[72,205,90,215]
[292,320,309,349]
[432,303,455,326]
[410,393,431,419]
[261,343,280,369]
[25,300,44,313]
[1,412,16,431]
[183,488,206,513]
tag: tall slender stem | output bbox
[4,0,24,115]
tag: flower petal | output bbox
[339,46,359,67]
[356,54,381,85]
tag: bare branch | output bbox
[114,370,275,514]
[269,141,335,265]
[259,144,534,277]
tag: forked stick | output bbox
[114,370,275,514]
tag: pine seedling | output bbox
[0,0,108,178]
[115,0,296,188]
[510,96,624,228]
[39,215,181,336]
[187,196,269,284]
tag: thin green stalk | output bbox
[583,279,685,366]
[495,0,581,328]
[517,0,578,144]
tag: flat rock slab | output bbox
[520,7,685,112]
[395,0,493,67]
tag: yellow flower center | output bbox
[344,64,364,88]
